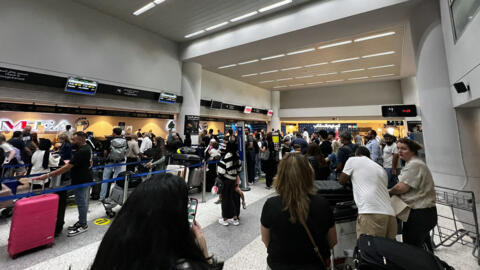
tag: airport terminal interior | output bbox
[1,0,480,269]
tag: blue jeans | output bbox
[100,163,126,200]
[255,153,262,176]
[385,168,401,189]
[74,186,89,226]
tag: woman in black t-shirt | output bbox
[261,153,337,270]
[306,144,331,181]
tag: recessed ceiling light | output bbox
[317,72,337,76]
[287,48,315,56]
[289,83,305,87]
[133,2,156,16]
[206,21,229,31]
[242,73,258,77]
[153,0,165,4]
[281,66,302,71]
[331,57,359,63]
[185,30,205,38]
[341,68,365,73]
[295,75,314,79]
[368,64,395,70]
[261,54,285,61]
[354,31,396,42]
[307,81,323,85]
[362,51,395,58]
[318,40,352,49]
[348,76,369,80]
[231,11,258,22]
[277,78,293,81]
[304,62,328,68]
[259,0,292,13]
[273,85,288,89]
[238,59,259,65]
[260,80,275,84]
[260,70,279,74]
[372,74,395,78]
[326,79,344,83]
[218,64,237,69]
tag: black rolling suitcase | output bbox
[315,180,354,207]
[354,235,454,270]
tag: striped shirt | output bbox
[217,152,242,181]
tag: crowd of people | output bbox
[0,125,438,269]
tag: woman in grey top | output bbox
[389,138,437,252]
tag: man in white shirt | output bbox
[302,128,310,143]
[139,132,153,154]
[383,134,401,188]
[339,146,397,239]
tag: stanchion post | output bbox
[202,161,206,203]
[122,173,130,205]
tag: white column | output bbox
[178,62,202,139]
[415,24,466,189]
[271,90,281,131]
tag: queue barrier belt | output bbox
[0,159,220,203]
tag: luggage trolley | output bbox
[170,153,204,194]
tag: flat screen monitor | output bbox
[210,100,222,109]
[243,106,252,114]
[381,105,417,117]
[65,77,97,95]
[159,92,177,104]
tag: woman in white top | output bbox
[30,138,60,186]
[389,138,436,252]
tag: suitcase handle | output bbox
[29,178,48,194]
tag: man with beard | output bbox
[382,134,401,188]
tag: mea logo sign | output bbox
[0,119,71,132]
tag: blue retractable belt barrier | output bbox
[0,160,221,202]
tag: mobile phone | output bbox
[188,198,198,227]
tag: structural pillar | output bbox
[178,62,202,142]
[271,90,281,131]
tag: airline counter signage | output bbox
[0,119,71,133]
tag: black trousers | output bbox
[126,157,138,172]
[403,207,437,252]
[246,149,256,183]
[263,160,278,188]
[221,179,240,219]
[55,190,67,235]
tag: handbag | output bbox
[300,220,326,269]
[260,149,270,161]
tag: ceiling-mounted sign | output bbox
[243,106,252,114]
[115,88,140,97]
[65,77,98,96]
[381,105,417,117]
[159,92,177,104]
[267,110,274,116]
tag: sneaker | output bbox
[67,221,81,231]
[228,219,240,226]
[214,198,222,204]
[218,218,229,226]
[67,224,88,237]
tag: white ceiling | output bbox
[202,25,407,90]
[73,0,311,42]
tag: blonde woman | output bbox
[261,153,337,270]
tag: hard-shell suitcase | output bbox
[354,234,455,270]
[332,201,357,264]
[8,193,59,258]
[171,154,202,166]
[315,180,353,207]
[188,167,204,187]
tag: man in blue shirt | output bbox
[366,130,382,165]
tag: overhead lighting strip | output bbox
[277,78,293,81]
[362,51,395,58]
[273,85,288,89]
[318,40,352,49]
[287,48,315,56]
[242,73,258,77]
[260,80,275,83]
[281,66,302,71]
[231,11,258,22]
[289,83,305,87]
[295,75,314,79]
[368,64,395,70]
[238,59,259,65]
[326,79,344,83]
[317,72,337,76]
[261,54,285,61]
[259,0,293,13]
[341,68,365,73]
[348,76,369,81]
[206,22,229,31]
[354,31,396,42]
[331,57,359,63]
[133,0,165,16]
[307,81,323,85]
[184,30,205,38]
[260,70,279,74]
[372,74,395,78]
[218,64,237,69]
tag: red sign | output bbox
[243,106,252,114]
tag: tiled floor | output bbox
[0,180,479,270]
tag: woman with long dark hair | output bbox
[306,144,330,180]
[92,174,221,270]
[261,153,337,270]
[217,140,242,226]
[261,132,278,189]
[30,138,60,187]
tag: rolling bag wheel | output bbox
[106,210,116,218]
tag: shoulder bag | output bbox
[300,220,326,269]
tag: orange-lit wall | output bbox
[0,111,173,141]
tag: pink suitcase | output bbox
[8,193,59,258]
